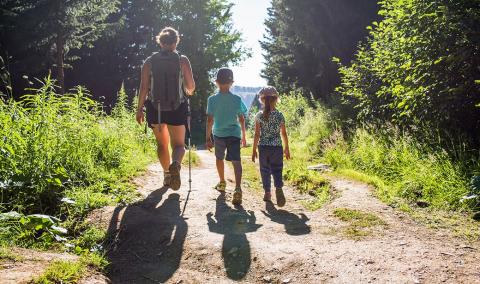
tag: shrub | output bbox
[0,78,154,215]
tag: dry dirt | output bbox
[4,150,480,283]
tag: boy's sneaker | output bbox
[275,187,286,207]
[214,181,227,192]
[263,192,272,202]
[232,188,242,205]
[163,172,171,187]
[169,161,181,191]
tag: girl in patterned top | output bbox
[252,86,291,206]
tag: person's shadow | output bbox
[106,187,187,283]
[206,193,262,280]
[261,202,311,235]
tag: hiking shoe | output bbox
[275,187,286,207]
[232,188,242,205]
[214,181,227,192]
[169,161,181,191]
[263,192,272,202]
[163,172,171,188]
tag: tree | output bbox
[68,0,248,126]
[336,0,480,144]
[0,0,120,94]
[261,0,379,102]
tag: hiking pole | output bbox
[181,97,192,217]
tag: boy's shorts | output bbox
[214,135,241,161]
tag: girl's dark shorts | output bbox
[146,100,188,127]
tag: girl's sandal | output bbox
[275,187,286,207]
[214,181,226,192]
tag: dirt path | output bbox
[89,150,479,283]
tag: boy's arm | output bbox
[281,122,291,160]
[238,115,247,147]
[252,121,260,162]
[206,115,214,150]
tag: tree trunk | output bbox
[56,35,65,95]
[55,0,65,95]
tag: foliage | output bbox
[0,0,121,92]
[0,78,153,215]
[336,0,480,144]
[0,78,154,249]
[261,0,379,101]
[323,126,474,210]
[69,0,249,130]
[0,213,67,248]
[32,260,86,284]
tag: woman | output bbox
[136,27,195,190]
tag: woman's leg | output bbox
[152,123,171,171]
[167,124,186,164]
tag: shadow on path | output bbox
[106,187,187,283]
[207,193,262,280]
[262,202,311,235]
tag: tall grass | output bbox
[323,127,479,211]
[0,78,154,217]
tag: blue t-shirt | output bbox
[206,91,248,138]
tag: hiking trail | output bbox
[4,150,479,283]
[85,150,480,283]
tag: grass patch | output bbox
[331,169,480,241]
[241,146,262,191]
[333,208,387,239]
[0,246,23,262]
[30,252,108,284]
[301,184,331,210]
[31,260,86,284]
[182,148,200,167]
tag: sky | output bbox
[229,0,270,87]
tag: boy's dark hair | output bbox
[216,68,234,84]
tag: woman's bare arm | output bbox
[181,56,195,96]
[136,61,151,124]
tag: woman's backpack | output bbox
[149,50,185,111]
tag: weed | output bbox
[333,208,387,239]
[31,260,86,284]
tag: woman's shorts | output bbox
[146,100,188,127]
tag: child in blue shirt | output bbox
[252,86,290,206]
[206,68,247,205]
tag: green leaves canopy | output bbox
[336,0,480,142]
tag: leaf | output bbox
[0,211,23,221]
[50,225,68,235]
[61,197,76,204]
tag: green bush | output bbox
[0,79,154,216]
[336,0,480,143]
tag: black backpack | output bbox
[149,50,185,111]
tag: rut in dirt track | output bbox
[100,150,480,283]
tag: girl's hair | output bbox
[156,27,180,47]
[262,95,278,120]
[259,86,279,120]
